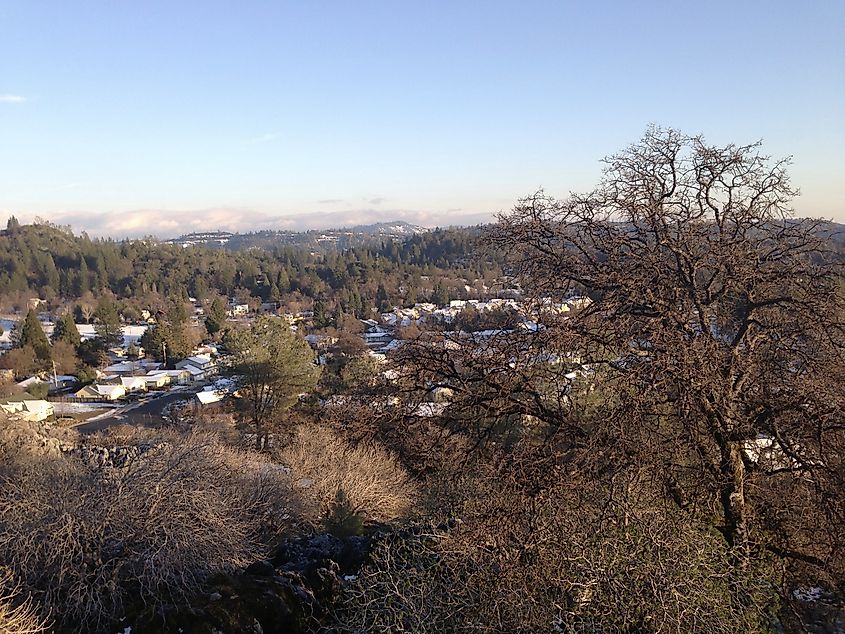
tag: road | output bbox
[74,388,201,434]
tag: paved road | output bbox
[75,388,200,434]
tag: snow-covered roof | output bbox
[196,390,224,405]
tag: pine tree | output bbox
[94,297,123,347]
[205,296,229,336]
[52,311,81,348]
[19,309,51,363]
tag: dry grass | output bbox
[0,429,298,632]
[278,425,417,525]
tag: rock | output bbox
[209,592,222,602]
[245,559,275,578]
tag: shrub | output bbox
[0,568,49,633]
[278,425,416,525]
[0,430,296,632]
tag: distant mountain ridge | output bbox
[165,221,430,251]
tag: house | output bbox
[304,334,338,350]
[144,372,171,389]
[102,361,144,376]
[0,399,54,422]
[164,369,192,385]
[177,354,217,373]
[120,376,147,393]
[47,375,77,393]
[176,354,218,382]
[16,376,45,391]
[74,383,127,401]
[228,303,250,318]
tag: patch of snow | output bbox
[793,586,825,602]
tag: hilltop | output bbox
[165,221,430,251]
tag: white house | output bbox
[0,399,54,422]
[75,384,126,401]
[175,354,218,382]
[144,372,171,389]
[120,376,148,393]
[164,369,192,385]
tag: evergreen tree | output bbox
[376,283,390,313]
[205,296,229,336]
[19,309,51,363]
[94,297,123,347]
[74,258,90,296]
[52,311,81,348]
[432,283,449,306]
[312,297,328,328]
[226,317,320,450]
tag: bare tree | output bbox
[386,128,845,627]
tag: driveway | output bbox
[74,388,201,434]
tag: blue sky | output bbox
[1,0,843,237]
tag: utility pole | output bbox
[162,341,167,368]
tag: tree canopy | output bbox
[226,316,321,449]
[388,127,845,628]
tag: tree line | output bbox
[0,220,503,318]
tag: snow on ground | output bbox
[52,402,114,415]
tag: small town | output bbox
[0,2,842,632]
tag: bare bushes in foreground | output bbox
[0,568,49,634]
[278,425,417,526]
[0,431,296,632]
[331,468,776,634]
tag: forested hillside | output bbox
[0,218,502,316]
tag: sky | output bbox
[1,0,843,238]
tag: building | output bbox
[144,372,172,389]
[0,399,54,422]
[176,354,218,382]
[75,384,127,401]
[119,376,148,393]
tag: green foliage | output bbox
[226,316,320,447]
[205,296,228,336]
[51,311,81,348]
[432,282,449,306]
[140,321,192,365]
[93,297,122,347]
[75,365,97,385]
[25,383,48,399]
[18,310,50,364]
[77,339,109,368]
[0,223,504,320]
[340,354,380,390]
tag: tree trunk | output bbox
[720,440,750,566]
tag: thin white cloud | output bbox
[250,132,280,143]
[28,206,497,238]
[0,94,26,103]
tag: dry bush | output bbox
[0,430,298,632]
[0,568,49,634]
[330,463,777,634]
[277,425,416,525]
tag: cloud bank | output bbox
[12,207,496,239]
[0,94,26,103]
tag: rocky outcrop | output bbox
[64,441,165,469]
[128,525,457,633]
[128,533,373,633]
